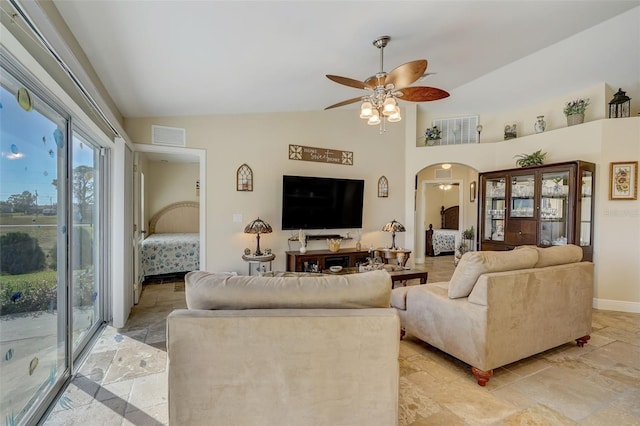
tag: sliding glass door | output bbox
[0,53,108,425]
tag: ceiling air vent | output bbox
[152,125,186,147]
[435,168,452,179]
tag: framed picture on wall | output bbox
[609,161,637,200]
[470,181,477,202]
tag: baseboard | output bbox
[592,298,640,313]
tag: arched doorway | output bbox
[414,163,479,264]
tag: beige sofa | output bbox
[167,270,400,426]
[391,245,593,386]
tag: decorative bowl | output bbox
[329,266,343,273]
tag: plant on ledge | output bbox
[563,98,590,116]
[424,125,442,145]
[514,150,547,167]
[462,226,474,240]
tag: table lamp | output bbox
[244,217,272,256]
[382,219,405,250]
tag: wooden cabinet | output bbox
[286,249,371,272]
[478,161,595,261]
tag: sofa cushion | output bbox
[448,247,539,299]
[185,270,391,310]
[515,244,583,268]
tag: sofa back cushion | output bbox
[448,247,539,299]
[515,244,583,268]
[185,270,391,310]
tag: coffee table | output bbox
[323,267,428,289]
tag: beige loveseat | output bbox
[167,270,400,426]
[391,245,593,386]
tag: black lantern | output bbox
[609,88,631,118]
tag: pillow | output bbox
[448,247,539,299]
[515,244,583,268]
[185,269,391,310]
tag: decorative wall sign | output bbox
[609,161,637,200]
[378,176,389,197]
[236,164,253,191]
[289,145,353,165]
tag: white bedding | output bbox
[141,233,199,277]
[432,230,458,256]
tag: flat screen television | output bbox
[281,175,364,230]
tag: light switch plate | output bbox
[233,213,243,223]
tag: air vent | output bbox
[152,125,186,147]
[432,115,479,145]
[435,168,452,179]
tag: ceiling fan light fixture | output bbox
[367,110,381,125]
[388,110,402,122]
[382,97,397,116]
[360,101,373,119]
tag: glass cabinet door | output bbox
[539,171,569,246]
[483,177,506,241]
[579,170,593,246]
[510,174,535,218]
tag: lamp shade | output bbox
[244,218,272,255]
[244,218,272,235]
[382,220,405,250]
[382,220,406,233]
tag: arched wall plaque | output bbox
[237,164,253,191]
[378,176,389,198]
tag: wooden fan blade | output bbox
[396,86,450,102]
[326,75,373,91]
[325,97,363,110]
[386,60,427,89]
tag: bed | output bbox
[426,205,459,256]
[141,201,200,278]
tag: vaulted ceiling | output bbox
[52,1,638,118]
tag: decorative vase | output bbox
[299,244,306,254]
[534,115,546,133]
[566,113,584,126]
[355,241,362,251]
[327,238,341,253]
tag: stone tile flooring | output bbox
[43,256,640,425]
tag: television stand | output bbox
[286,248,369,272]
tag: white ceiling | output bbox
[52,1,637,119]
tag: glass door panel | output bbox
[0,80,67,424]
[483,177,506,241]
[540,171,569,246]
[71,133,102,353]
[510,175,535,218]
[579,171,593,246]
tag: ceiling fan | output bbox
[325,36,449,129]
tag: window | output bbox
[0,51,109,425]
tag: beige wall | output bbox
[146,162,199,218]
[125,110,407,272]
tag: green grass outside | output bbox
[0,213,58,257]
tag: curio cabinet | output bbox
[478,161,595,261]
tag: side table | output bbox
[375,248,412,267]
[242,254,275,276]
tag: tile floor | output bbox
[43,257,640,425]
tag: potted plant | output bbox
[424,125,442,145]
[514,150,547,167]
[563,98,590,126]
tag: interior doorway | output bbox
[414,163,478,264]
[132,144,206,294]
